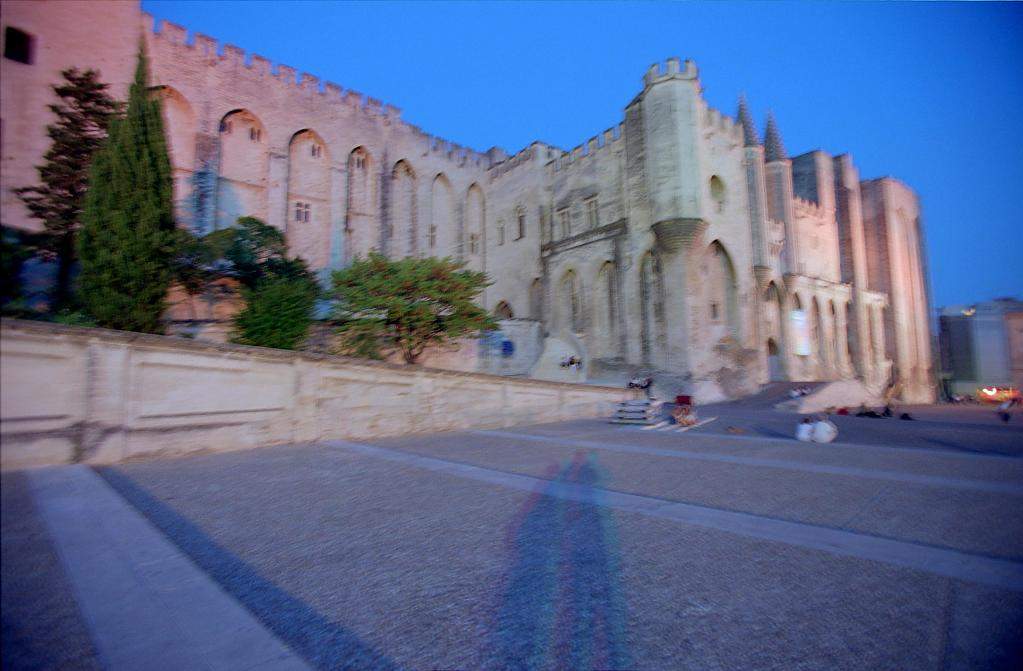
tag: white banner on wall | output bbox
[790,309,811,356]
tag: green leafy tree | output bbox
[203,216,307,288]
[14,68,121,310]
[330,252,496,364]
[77,45,176,333]
[232,275,319,350]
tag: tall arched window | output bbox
[287,129,330,269]
[763,282,785,360]
[529,278,543,321]
[593,261,619,358]
[465,184,485,269]
[811,297,826,368]
[346,147,375,260]
[558,270,581,333]
[705,240,739,338]
[709,175,726,213]
[390,160,416,257]
[829,300,840,369]
[430,174,453,256]
[640,252,666,365]
[217,109,268,229]
[156,87,197,229]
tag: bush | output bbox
[231,276,318,350]
[330,252,495,364]
[51,309,97,327]
[1,226,35,306]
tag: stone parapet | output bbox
[0,319,636,469]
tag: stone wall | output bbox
[0,319,635,469]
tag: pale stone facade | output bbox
[0,1,935,401]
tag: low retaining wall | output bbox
[1,319,636,469]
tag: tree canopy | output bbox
[77,44,176,333]
[15,68,120,310]
[330,252,496,364]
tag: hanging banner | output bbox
[790,309,811,356]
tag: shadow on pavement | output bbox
[489,452,631,670]
[96,467,402,671]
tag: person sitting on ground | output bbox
[882,404,893,418]
[640,376,654,399]
[855,404,882,419]
[796,417,814,442]
[671,404,697,427]
[811,413,839,443]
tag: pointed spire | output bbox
[736,94,759,147]
[763,112,786,162]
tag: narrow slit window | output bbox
[585,197,599,229]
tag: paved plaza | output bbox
[3,406,1023,670]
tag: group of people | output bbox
[627,376,655,399]
[670,403,699,428]
[848,404,914,420]
[559,355,583,371]
[796,415,838,443]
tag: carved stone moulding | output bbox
[652,218,707,253]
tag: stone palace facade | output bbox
[1,1,935,402]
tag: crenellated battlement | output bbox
[545,123,624,176]
[642,57,699,88]
[793,195,834,219]
[487,144,538,180]
[146,14,488,168]
[702,104,743,143]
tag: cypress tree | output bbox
[77,43,177,333]
[14,68,120,310]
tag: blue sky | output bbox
[143,0,1023,308]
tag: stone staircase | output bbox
[610,398,664,425]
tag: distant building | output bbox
[0,0,935,401]
[938,298,1023,397]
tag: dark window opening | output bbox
[4,27,33,64]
